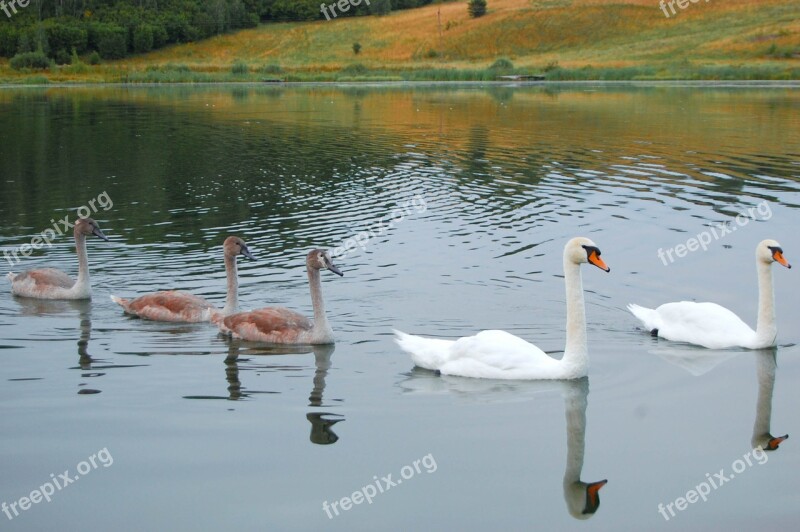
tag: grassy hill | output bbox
[2,0,799,82]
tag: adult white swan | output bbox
[7,218,109,300]
[628,240,790,349]
[394,237,610,380]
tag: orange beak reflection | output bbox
[773,250,791,269]
[589,251,610,272]
[768,434,789,450]
[584,479,608,512]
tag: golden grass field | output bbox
[1,0,798,81]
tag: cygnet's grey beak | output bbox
[328,263,343,277]
[92,227,109,241]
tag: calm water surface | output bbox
[0,83,799,530]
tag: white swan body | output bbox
[628,239,790,349]
[7,218,108,300]
[394,237,610,380]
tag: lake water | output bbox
[0,83,798,530]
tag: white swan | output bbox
[628,240,791,349]
[7,218,109,300]
[394,237,610,380]
[396,374,606,518]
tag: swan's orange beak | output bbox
[588,251,610,272]
[767,434,789,450]
[584,479,607,513]
[772,250,791,269]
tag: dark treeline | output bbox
[0,0,433,62]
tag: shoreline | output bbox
[2,79,800,89]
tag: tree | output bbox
[369,0,391,16]
[133,24,154,53]
[468,0,486,18]
[352,42,361,55]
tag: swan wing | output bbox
[652,301,755,349]
[394,330,456,371]
[120,290,216,322]
[627,303,660,332]
[442,330,560,379]
[10,268,75,297]
[395,329,560,379]
[222,307,312,343]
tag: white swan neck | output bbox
[562,258,588,368]
[222,253,239,315]
[755,261,776,345]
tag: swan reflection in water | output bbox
[653,346,788,451]
[752,349,788,451]
[398,371,607,518]
[13,298,105,393]
[187,342,344,444]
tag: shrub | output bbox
[245,13,260,28]
[0,24,18,57]
[43,20,88,56]
[133,24,154,54]
[340,63,368,75]
[88,51,101,65]
[353,42,361,55]
[10,50,52,70]
[151,25,169,49]
[269,0,320,21]
[162,13,192,43]
[66,62,89,74]
[16,32,32,54]
[54,49,72,65]
[369,0,392,16]
[163,63,192,72]
[66,49,89,74]
[261,64,284,74]
[95,24,128,59]
[488,57,513,70]
[231,61,249,74]
[32,26,50,55]
[468,0,487,18]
